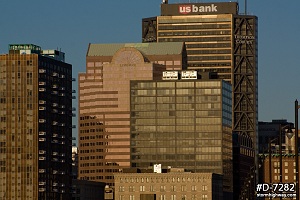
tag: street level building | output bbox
[0,44,73,199]
[114,168,223,200]
[130,77,232,197]
[78,42,187,186]
[142,2,258,199]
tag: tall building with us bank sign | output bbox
[142,2,258,199]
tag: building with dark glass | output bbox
[130,76,232,196]
[78,42,187,186]
[142,2,258,199]
[0,44,74,199]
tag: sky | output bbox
[1,0,300,136]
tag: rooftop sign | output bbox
[161,2,238,16]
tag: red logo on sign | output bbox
[179,5,191,14]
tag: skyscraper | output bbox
[142,2,258,198]
[0,44,73,199]
[78,42,187,185]
[130,77,233,197]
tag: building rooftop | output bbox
[87,42,184,57]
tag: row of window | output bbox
[118,194,207,200]
[79,175,113,181]
[79,135,104,140]
[118,184,207,192]
[158,30,231,37]
[119,176,212,183]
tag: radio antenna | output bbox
[245,0,247,14]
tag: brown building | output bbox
[114,168,223,200]
[78,42,187,186]
[259,155,298,199]
[0,44,73,199]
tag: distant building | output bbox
[114,168,223,200]
[259,155,298,198]
[130,76,232,197]
[78,42,187,186]
[0,44,74,199]
[258,119,294,154]
[72,147,78,179]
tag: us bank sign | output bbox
[161,2,238,16]
[179,4,218,14]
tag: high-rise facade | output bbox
[142,2,258,199]
[78,42,187,185]
[130,78,233,196]
[0,44,73,199]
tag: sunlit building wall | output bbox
[0,44,73,199]
[130,78,233,196]
[78,42,186,186]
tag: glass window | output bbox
[140,185,145,192]
[192,185,197,191]
[160,195,166,200]
[171,185,176,191]
[202,194,208,200]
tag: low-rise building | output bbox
[114,168,223,200]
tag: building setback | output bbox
[142,2,258,199]
[78,42,187,186]
[0,44,73,199]
[130,78,233,197]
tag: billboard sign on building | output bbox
[181,71,197,79]
[161,2,238,16]
[163,71,179,80]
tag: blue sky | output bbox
[1,0,300,129]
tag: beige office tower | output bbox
[78,42,186,185]
[0,44,73,199]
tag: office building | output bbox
[78,42,187,186]
[0,44,73,199]
[130,77,232,197]
[142,2,258,198]
[114,168,223,200]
